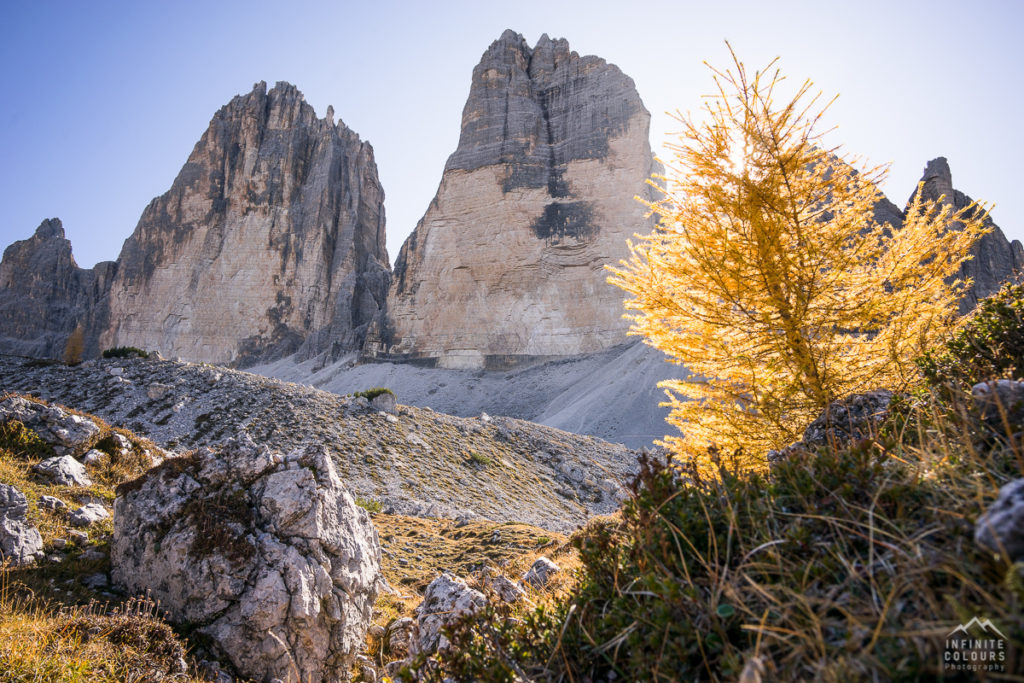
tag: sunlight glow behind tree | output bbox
[608,47,991,469]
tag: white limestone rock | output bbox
[69,503,109,527]
[414,572,486,655]
[34,455,92,487]
[0,396,99,455]
[0,484,44,566]
[521,556,560,589]
[111,434,381,682]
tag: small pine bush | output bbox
[353,387,395,401]
[102,346,150,359]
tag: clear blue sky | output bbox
[2,0,1021,268]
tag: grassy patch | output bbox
[424,388,1024,680]
[355,497,383,514]
[467,450,492,467]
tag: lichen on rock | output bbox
[111,434,382,682]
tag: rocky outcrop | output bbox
[34,455,93,487]
[910,158,1023,312]
[768,390,894,463]
[413,573,486,655]
[112,435,381,682]
[99,81,390,366]
[0,395,101,456]
[373,31,658,369]
[975,478,1024,562]
[0,484,44,566]
[0,219,113,359]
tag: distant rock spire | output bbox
[910,157,1023,311]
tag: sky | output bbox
[1,0,1022,269]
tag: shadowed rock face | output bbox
[909,157,1023,311]
[100,81,390,365]
[0,219,113,359]
[376,30,659,369]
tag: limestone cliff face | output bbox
[101,81,390,365]
[0,219,112,359]
[909,157,1023,311]
[374,31,658,369]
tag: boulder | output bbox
[0,396,100,455]
[81,448,105,464]
[384,616,417,659]
[370,391,397,415]
[34,455,92,487]
[413,572,486,655]
[521,556,561,589]
[971,379,1024,434]
[111,434,381,682]
[769,390,893,463]
[38,495,67,511]
[478,567,525,603]
[69,503,109,527]
[975,478,1024,562]
[0,484,44,566]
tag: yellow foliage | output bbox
[608,48,990,469]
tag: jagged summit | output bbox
[31,217,66,241]
[0,218,108,359]
[910,157,1023,310]
[377,30,659,369]
[97,79,391,366]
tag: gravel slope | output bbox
[251,341,689,449]
[0,355,641,532]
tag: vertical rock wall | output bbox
[100,81,390,365]
[374,31,659,369]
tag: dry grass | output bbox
[0,396,207,682]
[0,580,198,682]
[419,386,1024,681]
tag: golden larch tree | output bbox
[608,49,990,469]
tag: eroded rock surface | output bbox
[0,483,44,566]
[0,395,100,456]
[374,31,659,369]
[101,81,390,365]
[413,572,486,655]
[112,435,381,682]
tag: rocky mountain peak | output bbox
[31,217,66,241]
[908,157,1022,310]
[0,218,95,359]
[99,81,390,366]
[377,30,658,369]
